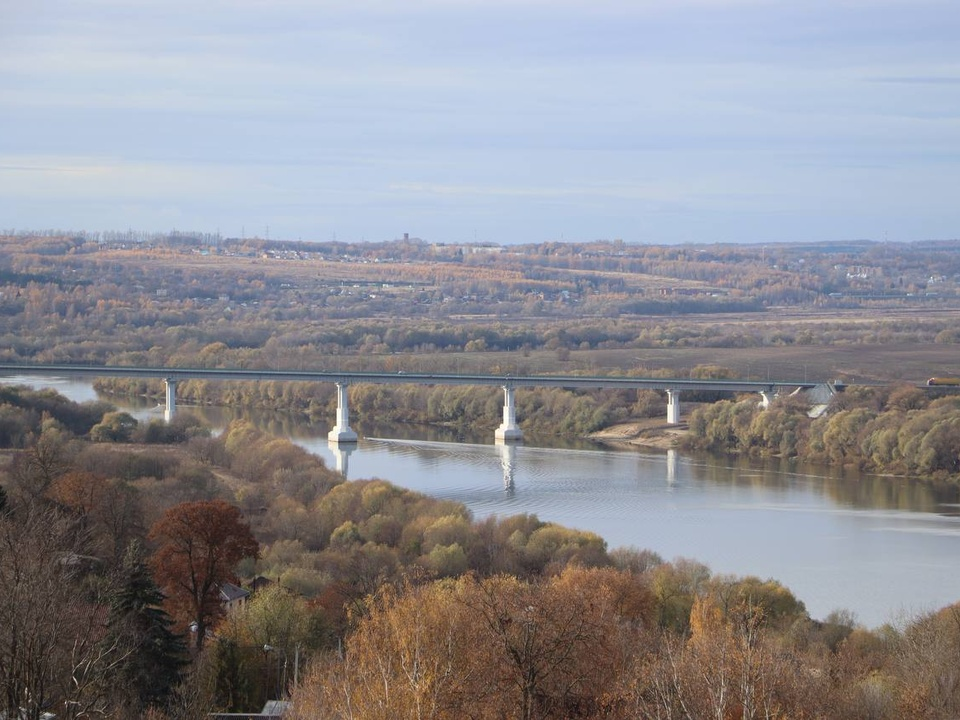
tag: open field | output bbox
[583,343,959,384]
[400,342,958,385]
[3,235,959,390]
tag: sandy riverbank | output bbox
[587,418,687,451]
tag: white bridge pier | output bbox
[328,382,359,443]
[164,379,177,424]
[495,386,524,443]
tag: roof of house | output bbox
[248,575,274,592]
[219,582,250,603]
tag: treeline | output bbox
[91,374,665,437]
[685,385,960,481]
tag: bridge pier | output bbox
[495,386,523,443]
[164,379,177,423]
[328,383,358,444]
[666,389,681,424]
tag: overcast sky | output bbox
[1,0,958,245]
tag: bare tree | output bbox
[0,502,130,719]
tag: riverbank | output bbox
[587,418,687,451]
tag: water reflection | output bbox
[498,442,516,495]
[680,451,960,514]
[328,440,354,477]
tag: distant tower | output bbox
[403,233,409,241]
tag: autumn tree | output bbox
[149,499,259,649]
[7,421,72,503]
[89,410,138,443]
[47,470,144,566]
[291,568,645,720]
[0,502,130,719]
[290,581,480,720]
[893,604,960,718]
[212,584,327,708]
[460,571,631,719]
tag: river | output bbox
[7,375,960,629]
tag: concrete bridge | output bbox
[0,363,834,444]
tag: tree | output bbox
[291,581,479,720]
[291,569,637,720]
[47,471,144,566]
[105,540,187,714]
[89,411,138,443]
[459,572,627,720]
[8,422,71,503]
[149,499,259,649]
[215,585,329,708]
[0,503,129,719]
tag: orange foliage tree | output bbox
[291,568,641,720]
[149,499,259,649]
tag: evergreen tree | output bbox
[107,540,187,713]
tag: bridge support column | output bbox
[666,389,681,425]
[328,383,358,444]
[164,379,177,423]
[495,386,523,443]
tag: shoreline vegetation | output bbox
[93,375,960,485]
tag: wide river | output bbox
[10,375,960,629]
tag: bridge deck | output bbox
[0,363,822,393]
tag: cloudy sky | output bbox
[1,0,958,245]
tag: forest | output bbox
[4,385,960,719]
[683,384,960,481]
[4,232,960,717]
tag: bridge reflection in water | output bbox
[499,442,516,495]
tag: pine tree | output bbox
[107,540,188,712]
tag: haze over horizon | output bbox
[2,0,958,246]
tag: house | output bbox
[218,582,250,613]
[247,575,274,594]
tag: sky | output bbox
[1,0,958,245]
